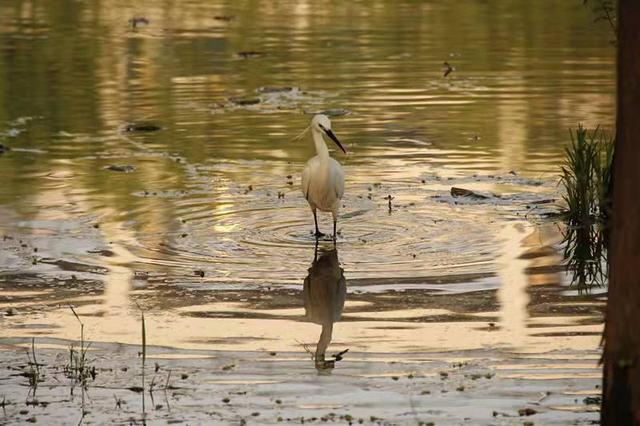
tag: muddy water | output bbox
[0,0,613,423]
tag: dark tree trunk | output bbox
[602,1,640,424]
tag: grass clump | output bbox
[559,125,613,289]
[66,306,95,387]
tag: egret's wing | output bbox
[332,160,345,199]
[301,163,311,200]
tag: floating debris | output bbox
[214,15,234,21]
[321,108,351,117]
[229,97,261,106]
[105,165,136,173]
[518,408,537,416]
[450,187,488,199]
[528,198,556,205]
[40,259,108,274]
[194,270,205,278]
[386,194,394,212]
[129,17,150,28]
[304,108,351,117]
[443,61,454,77]
[237,51,265,59]
[388,137,431,146]
[583,396,601,405]
[256,86,295,94]
[125,123,161,132]
[212,87,330,113]
[87,249,115,257]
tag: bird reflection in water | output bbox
[302,243,347,371]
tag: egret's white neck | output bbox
[312,129,329,161]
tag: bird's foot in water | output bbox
[314,230,326,238]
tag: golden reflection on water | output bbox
[99,218,137,335]
[497,223,529,347]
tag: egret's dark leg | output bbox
[333,219,337,242]
[313,210,324,238]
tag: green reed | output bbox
[559,125,613,290]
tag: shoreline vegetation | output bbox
[559,125,614,291]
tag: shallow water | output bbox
[0,0,613,423]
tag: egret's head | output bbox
[311,114,332,133]
[311,114,346,154]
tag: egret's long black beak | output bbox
[324,129,347,154]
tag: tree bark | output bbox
[602,1,640,424]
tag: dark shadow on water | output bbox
[302,242,346,372]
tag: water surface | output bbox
[0,0,612,382]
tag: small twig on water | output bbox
[135,302,147,421]
[296,340,315,360]
[164,370,172,390]
[31,338,40,376]
[114,394,123,410]
[386,195,394,212]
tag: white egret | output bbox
[301,114,347,240]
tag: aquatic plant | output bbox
[67,306,94,387]
[582,0,616,35]
[559,125,614,289]
[25,337,42,391]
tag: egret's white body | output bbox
[301,115,346,239]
